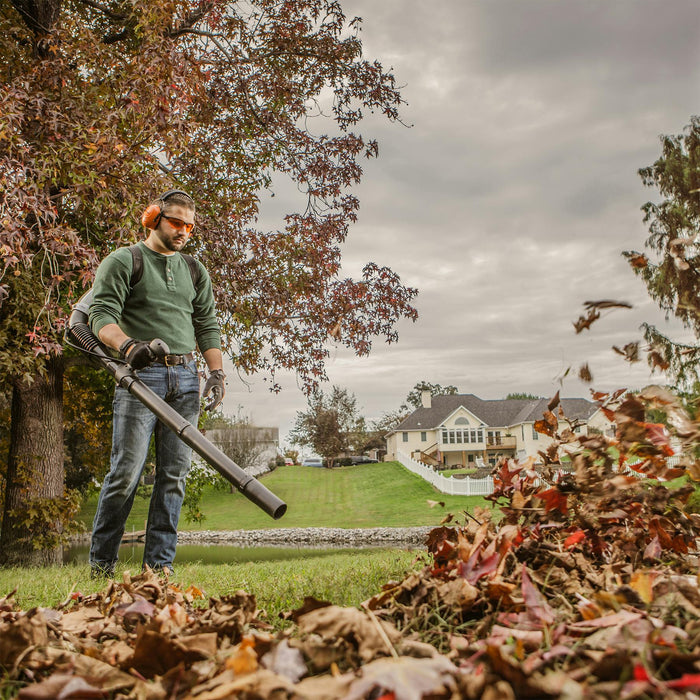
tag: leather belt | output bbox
[156,352,195,366]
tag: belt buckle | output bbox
[164,354,179,367]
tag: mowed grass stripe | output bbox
[78,462,488,531]
[0,549,424,613]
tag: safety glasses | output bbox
[162,215,194,233]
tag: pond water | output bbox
[63,542,391,566]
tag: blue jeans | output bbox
[90,361,200,571]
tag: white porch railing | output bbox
[397,451,494,496]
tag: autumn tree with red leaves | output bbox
[0,0,418,565]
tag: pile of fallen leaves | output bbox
[4,387,700,699]
[367,387,700,698]
[0,567,464,699]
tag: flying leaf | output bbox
[583,299,633,311]
[573,308,600,333]
[536,488,568,515]
[643,422,673,451]
[640,385,700,439]
[648,349,670,370]
[578,363,593,382]
[574,301,632,334]
[534,419,555,437]
[547,391,560,412]
[612,342,640,363]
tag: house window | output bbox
[467,454,474,463]
[402,432,408,443]
[531,425,539,440]
[421,431,427,442]
[449,430,456,444]
[455,417,469,425]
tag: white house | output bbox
[385,392,614,467]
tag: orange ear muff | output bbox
[141,204,162,230]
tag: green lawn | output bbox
[0,462,489,614]
[78,461,490,531]
[0,549,424,615]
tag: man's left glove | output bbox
[203,369,226,411]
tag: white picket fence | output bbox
[397,452,494,496]
[396,451,683,497]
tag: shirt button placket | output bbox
[166,263,174,290]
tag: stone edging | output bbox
[71,526,435,547]
[176,526,434,547]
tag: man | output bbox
[88,190,225,577]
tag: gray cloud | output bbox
[222,0,700,449]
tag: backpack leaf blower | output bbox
[67,291,287,520]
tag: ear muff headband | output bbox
[141,190,194,229]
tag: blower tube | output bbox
[68,291,287,520]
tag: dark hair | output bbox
[160,190,195,212]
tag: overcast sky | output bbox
[222,0,700,448]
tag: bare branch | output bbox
[74,0,127,22]
[166,1,218,38]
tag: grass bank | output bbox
[0,549,424,615]
[78,461,490,531]
[0,463,486,611]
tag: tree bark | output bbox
[10,0,62,37]
[0,357,64,566]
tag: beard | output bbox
[163,236,186,251]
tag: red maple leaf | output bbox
[564,530,586,548]
[536,488,568,515]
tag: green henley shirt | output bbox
[89,242,221,355]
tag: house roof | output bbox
[393,394,598,432]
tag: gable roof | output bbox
[392,394,597,432]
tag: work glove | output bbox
[203,369,226,411]
[120,338,156,370]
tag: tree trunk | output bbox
[10,0,62,39]
[0,357,64,566]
